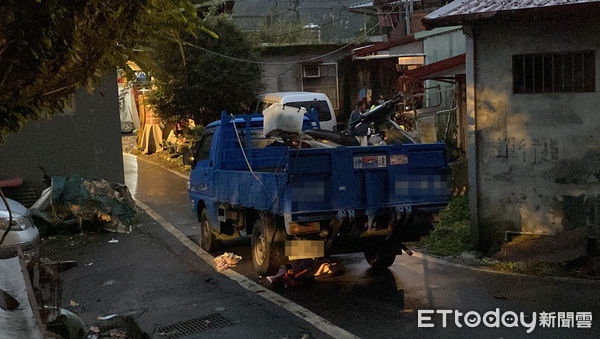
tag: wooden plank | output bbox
[17,247,46,334]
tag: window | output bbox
[255,101,273,114]
[303,65,321,78]
[194,132,214,161]
[285,100,332,122]
[237,128,277,149]
[513,51,595,93]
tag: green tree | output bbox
[250,21,319,45]
[0,0,200,143]
[150,15,262,124]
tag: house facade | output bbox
[352,35,425,103]
[424,1,600,245]
[259,44,358,123]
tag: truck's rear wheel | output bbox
[200,208,221,252]
[364,247,396,270]
[251,217,285,276]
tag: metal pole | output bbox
[594,196,600,246]
[363,9,367,37]
[405,0,411,35]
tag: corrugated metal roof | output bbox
[348,1,374,9]
[353,35,416,56]
[424,0,600,27]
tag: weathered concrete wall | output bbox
[0,72,124,192]
[261,49,344,93]
[473,15,600,234]
[261,56,304,93]
[260,46,353,116]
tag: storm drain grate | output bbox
[156,313,233,338]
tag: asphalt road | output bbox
[124,154,600,338]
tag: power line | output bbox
[263,64,295,77]
[183,41,354,65]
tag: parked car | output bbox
[0,197,40,259]
[252,92,338,131]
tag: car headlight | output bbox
[0,217,34,231]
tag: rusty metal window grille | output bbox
[513,51,595,93]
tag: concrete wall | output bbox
[260,46,353,116]
[261,56,305,93]
[0,71,124,198]
[472,15,600,234]
[261,50,343,93]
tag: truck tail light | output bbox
[289,221,320,235]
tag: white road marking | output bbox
[134,198,360,339]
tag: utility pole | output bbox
[294,0,300,23]
[405,0,412,35]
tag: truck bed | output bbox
[198,113,450,221]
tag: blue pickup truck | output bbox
[188,112,451,275]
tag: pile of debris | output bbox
[263,259,344,289]
[212,252,242,272]
[31,175,139,234]
[87,309,148,339]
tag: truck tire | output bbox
[364,247,396,270]
[200,208,221,252]
[251,217,285,276]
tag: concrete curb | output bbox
[412,251,600,284]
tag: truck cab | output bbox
[252,92,337,131]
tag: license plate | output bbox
[285,240,325,260]
[353,155,387,169]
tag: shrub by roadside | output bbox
[421,194,472,256]
[491,256,600,279]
